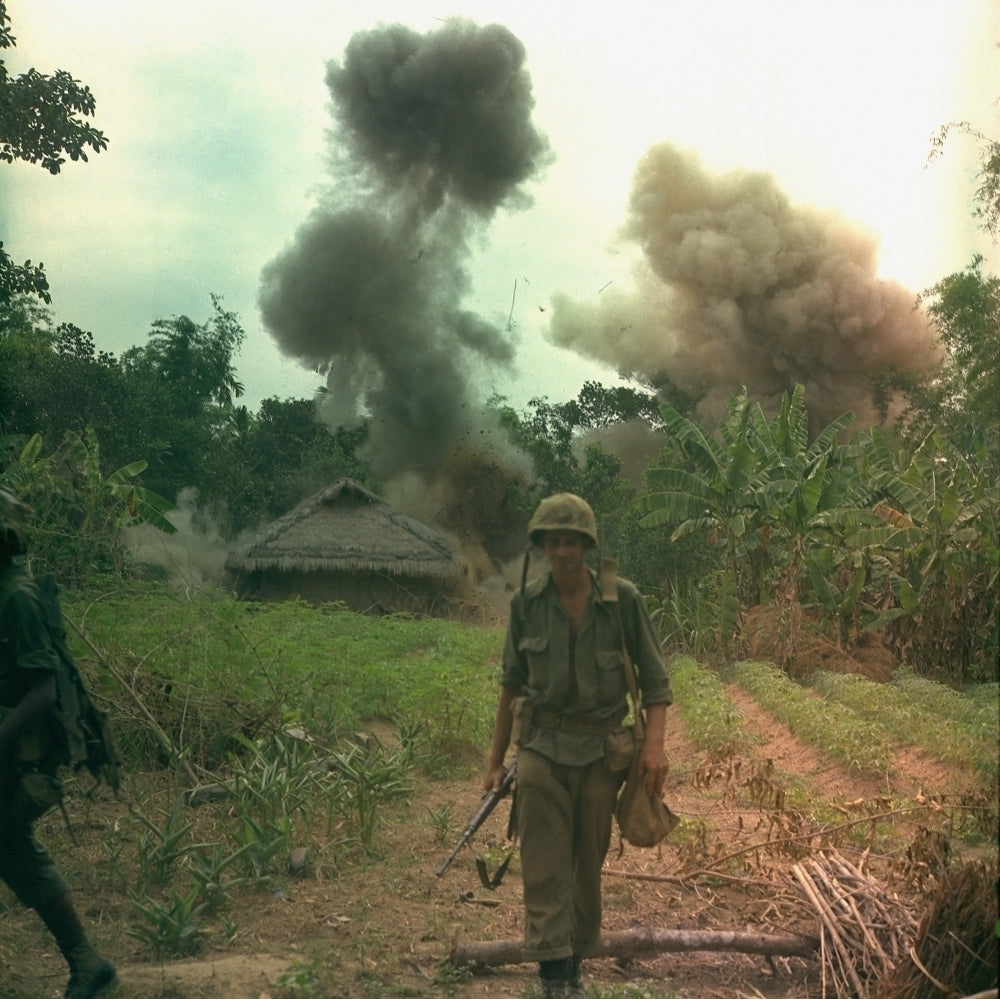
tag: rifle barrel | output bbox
[435,761,515,877]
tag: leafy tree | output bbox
[0,1,108,303]
[496,380,664,495]
[929,118,999,237]
[920,258,999,459]
[120,297,246,500]
[879,112,1000,471]
[122,295,245,414]
[0,299,157,479]
[874,257,1000,473]
[495,381,681,589]
[638,390,762,601]
[639,386,872,660]
[203,398,372,537]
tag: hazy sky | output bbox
[2,0,997,412]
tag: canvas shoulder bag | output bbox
[601,558,679,848]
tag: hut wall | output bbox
[233,569,459,616]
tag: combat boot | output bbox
[567,955,586,998]
[62,942,116,999]
[539,957,571,998]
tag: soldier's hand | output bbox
[483,764,508,793]
[639,743,668,798]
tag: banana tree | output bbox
[1,427,176,582]
[639,390,764,604]
[862,427,999,682]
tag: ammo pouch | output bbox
[510,696,534,747]
[604,727,636,773]
[3,770,64,827]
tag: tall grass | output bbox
[64,581,504,774]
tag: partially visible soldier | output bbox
[484,493,672,998]
[0,489,116,999]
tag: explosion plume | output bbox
[258,19,551,483]
[548,143,941,429]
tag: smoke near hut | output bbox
[258,19,551,485]
[258,22,941,579]
[548,142,942,430]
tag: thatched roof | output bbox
[224,479,465,580]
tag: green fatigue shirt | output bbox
[500,567,672,767]
[0,563,60,769]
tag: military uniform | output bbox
[500,566,672,962]
[0,561,68,909]
[0,488,116,998]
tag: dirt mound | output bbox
[743,603,895,681]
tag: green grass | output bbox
[65,581,504,773]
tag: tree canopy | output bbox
[0,0,108,304]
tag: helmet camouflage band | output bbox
[0,488,31,554]
[528,493,598,547]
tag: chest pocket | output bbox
[595,649,626,700]
[517,635,550,684]
[518,635,549,659]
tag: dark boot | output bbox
[539,958,571,998]
[34,892,116,999]
[567,955,586,998]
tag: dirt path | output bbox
[3,682,992,999]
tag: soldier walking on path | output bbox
[0,489,116,999]
[484,493,672,998]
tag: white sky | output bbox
[2,0,997,410]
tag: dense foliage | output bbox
[2,0,996,685]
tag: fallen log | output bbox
[450,925,818,968]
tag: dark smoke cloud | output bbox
[327,20,551,214]
[549,143,942,429]
[258,18,550,481]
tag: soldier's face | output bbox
[542,531,588,575]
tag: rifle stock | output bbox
[436,760,516,877]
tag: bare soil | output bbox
[1,682,994,999]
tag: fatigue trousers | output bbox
[0,820,68,909]
[516,747,625,961]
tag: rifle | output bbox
[436,760,516,878]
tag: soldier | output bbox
[0,489,116,998]
[484,493,672,998]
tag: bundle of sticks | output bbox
[792,850,917,998]
[876,859,998,999]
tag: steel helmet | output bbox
[528,493,598,548]
[0,488,31,554]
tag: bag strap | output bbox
[601,557,645,741]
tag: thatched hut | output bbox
[224,479,468,615]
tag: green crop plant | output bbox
[131,794,211,890]
[128,885,207,959]
[728,660,894,775]
[811,669,997,781]
[424,802,454,845]
[667,655,757,758]
[188,844,252,916]
[226,732,320,842]
[230,815,290,880]
[325,740,414,853]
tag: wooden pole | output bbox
[450,926,818,968]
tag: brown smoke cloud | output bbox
[258,19,551,482]
[548,143,942,429]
